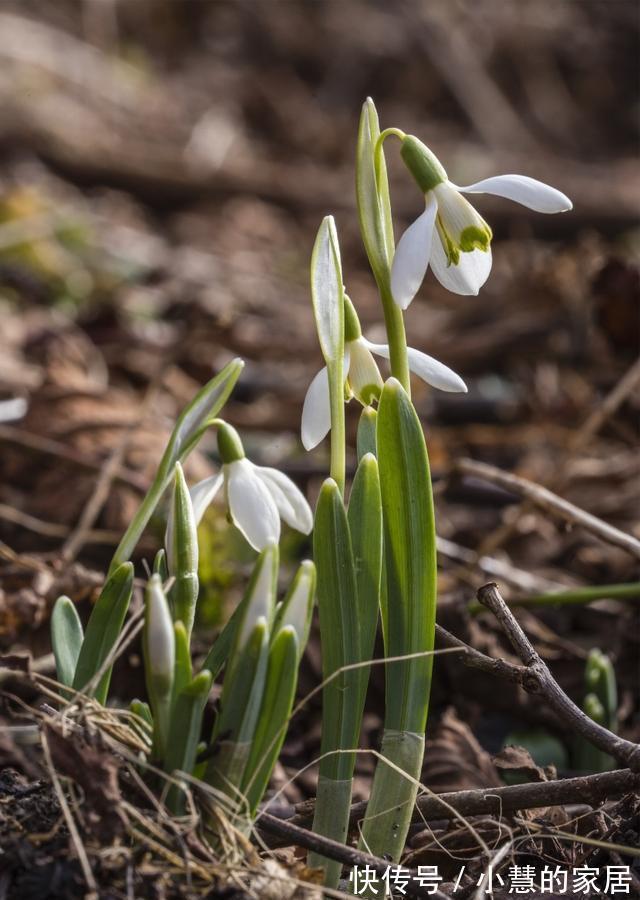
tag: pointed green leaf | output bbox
[204,619,270,794]
[357,406,378,461]
[167,463,199,639]
[172,621,192,702]
[165,670,212,814]
[313,479,360,781]
[348,452,382,706]
[202,547,278,680]
[272,560,315,660]
[376,377,437,733]
[72,562,134,703]
[153,548,168,581]
[51,596,83,688]
[243,625,299,813]
[311,216,344,365]
[356,97,394,283]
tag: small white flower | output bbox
[169,423,313,552]
[391,136,572,307]
[301,334,466,451]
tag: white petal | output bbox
[226,459,280,551]
[454,175,572,213]
[189,472,224,525]
[301,366,331,450]
[433,181,491,248]
[253,465,313,535]
[363,339,467,393]
[347,338,383,405]
[390,195,437,309]
[429,226,492,296]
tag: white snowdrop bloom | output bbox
[168,422,312,553]
[391,135,573,308]
[301,296,466,451]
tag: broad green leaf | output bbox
[204,619,270,793]
[72,562,134,704]
[164,670,212,814]
[310,216,344,365]
[243,626,298,813]
[167,463,199,639]
[348,452,382,706]
[51,596,83,688]
[272,560,315,660]
[313,479,360,781]
[356,98,394,284]
[109,358,243,573]
[376,377,437,733]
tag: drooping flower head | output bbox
[301,294,467,450]
[166,422,312,553]
[391,135,572,307]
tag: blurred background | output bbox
[0,0,638,793]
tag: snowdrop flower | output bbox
[391,135,572,307]
[301,295,466,450]
[169,422,312,552]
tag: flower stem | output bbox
[379,280,411,395]
[328,359,346,495]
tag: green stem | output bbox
[374,128,406,185]
[468,582,640,615]
[328,358,346,495]
[379,280,411,396]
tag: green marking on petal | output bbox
[436,215,460,267]
[351,381,382,407]
[460,223,492,253]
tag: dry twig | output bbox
[476,583,640,771]
[457,459,640,560]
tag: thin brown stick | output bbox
[477,583,640,771]
[457,459,640,560]
[257,811,450,900]
[280,768,639,837]
[434,624,529,685]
